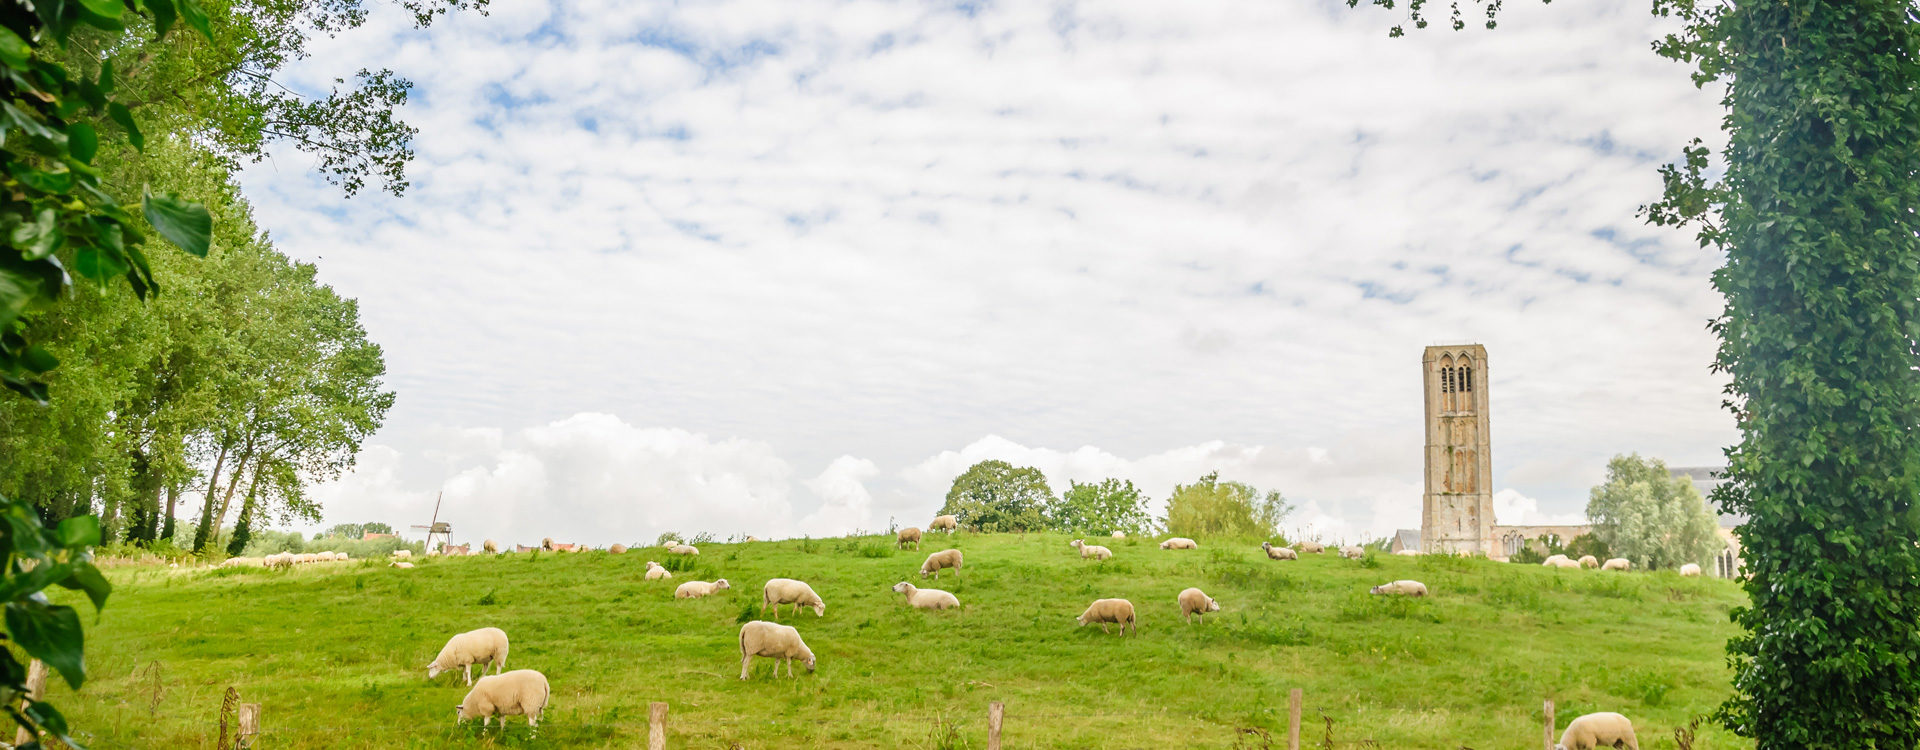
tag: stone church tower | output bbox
[1422,344,1494,554]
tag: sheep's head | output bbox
[427,663,444,679]
[810,602,826,616]
[1207,599,1221,612]
[1070,539,1083,549]
[715,579,731,590]
[891,582,911,594]
[1159,541,1171,549]
[1369,585,1384,595]
[803,653,817,672]
[1261,541,1272,550]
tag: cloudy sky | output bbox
[235,0,1733,545]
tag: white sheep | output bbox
[1070,539,1113,561]
[1076,598,1137,635]
[1679,563,1702,577]
[1340,545,1365,559]
[1110,530,1125,539]
[1177,588,1220,624]
[892,582,959,610]
[1370,580,1429,597]
[390,561,415,569]
[1555,711,1639,750]
[1159,537,1198,550]
[333,551,350,561]
[427,627,510,686]
[455,669,548,731]
[1543,554,1569,566]
[897,527,922,550]
[1578,555,1599,569]
[609,544,628,554]
[929,514,959,533]
[391,549,413,560]
[1296,541,1325,554]
[763,578,826,618]
[745,535,762,542]
[1392,549,1419,556]
[644,561,672,580]
[221,557,264,568]
[1547,557,1582,569]
[1602,558,1631,571]
[675,579,732,599]
[483,539,500,554]
[920,548,964,579]
[669,544,699,556]
[1261,542,1298,561]
[739,620,815,679]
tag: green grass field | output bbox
[56,533,1750,748]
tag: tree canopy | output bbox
[1584,454,1719,571]
[1163,472,1290,538]
[1051,478,1155,535]
[938,460,1054,532]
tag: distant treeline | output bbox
[936,461,1292,538]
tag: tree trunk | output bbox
[192,441,232,552]
[160,481,178,543]
[225,469,265,557]
[210,439,256,543]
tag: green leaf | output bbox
[143,0,178,39]
[74,0,127,31]
[7,164,74,195]
[5,598,86,689]
[54,516,99,549]
[142,191,211,256]
[13,208,59,261]
[97,59,113,95]
[65,123,95,164]
[54,562,109,614]
[0,27,30,71]
[177,0,212,40]
[107,102,141,151]
[18,346,55,374]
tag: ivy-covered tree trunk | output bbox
[161,482,179,542]
[1710,1,1920,744]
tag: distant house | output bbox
[362,532,396,541]
[1390,529,1421,554]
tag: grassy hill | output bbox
[57,533,1749,748]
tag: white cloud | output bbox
[1493,487,1587,527]
[239,0,1737,541]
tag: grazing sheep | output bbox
[745,535,762,542]
[1679,563,1703,577]
[1547,557,1582,569]
[427,627,510,686]
[1076,598,1137,635]
[739,620,815,679]
[675,579,732,599]
[455,669,549,731]
[264,552,292,568]
[221,557,264,568]
[1159,538,1198,550]
[660,539,680,549]
[897,527,922,550]
[1111,530,1125,539]
[763,578,827,618]
[1177,588,1220,624]
[1370,580,1429,597]
[891,582,960,610]
[336,551,351,561]
[391,561,415,569]
[1070,539,1113,561]
[483,539,500,554]
[391,550,413,560]
[1339,545,1365,559]
[1578,555,1599,569]
[1392,549,1419,557]
[1555,711,1639,750]
[1543,554,1570,566]
[609,544,628,554]
[644,561,672,580]
[1261,542,1298,561]
[920,548,964,579]
[929,515,959,533]
[669,544,699,556]
[514,544,540,553]
[1602,558,1631,572]
[1295,541,1325,554]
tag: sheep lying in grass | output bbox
[1070,539,1113,560]
[763,578,827,618]
[1110,531,1125,539]
[1679,563,1702,577]
[1160,538,1198,550]
[897,527,922,550]
[1177,588,1220,624]
[1296,541,1325,554]
[1547,557,1582,569]
[455,669,548,732]
[1602,558,1631,572]
[1340,545,1365,559]
[1392,549,1419,556]
[1077,598,1137,635]
[675,579,731,599]
[920,548,964,579]
[892,582,959,610]
[745,535,762,542]
[1369,580,1429,597]
[1543,554,1569,566]
[428,627,509,686]
[1578,555,1599,569]
[390,561,415,569]
[1261,542,1297,561]
[669,544,699,556]
[644,561,672,580]
[929,514,959,533]
[1555,711,1639,750]
[391,550,412,560]
[739,620,815,679]
[609,544,627,554]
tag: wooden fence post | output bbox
[988,700,1004,750]
[1543,699,1555,750]
[237,703,260,749]
[11,659,47,746]
[648,701,668,750]
[1287,688,1302,750]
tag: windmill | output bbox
[411,491,452,554]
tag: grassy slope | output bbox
[59,533,1749,749]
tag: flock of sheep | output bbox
[362,515,1660,747]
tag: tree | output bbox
[1163,472,1291,538]
[938,460,1054,532]
[1584,455,1718,571]
[1348,0,1920,743]
[1051,478,1154,534]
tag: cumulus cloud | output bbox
[247,0,1738,540]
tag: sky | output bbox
[232,0,1734,546]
